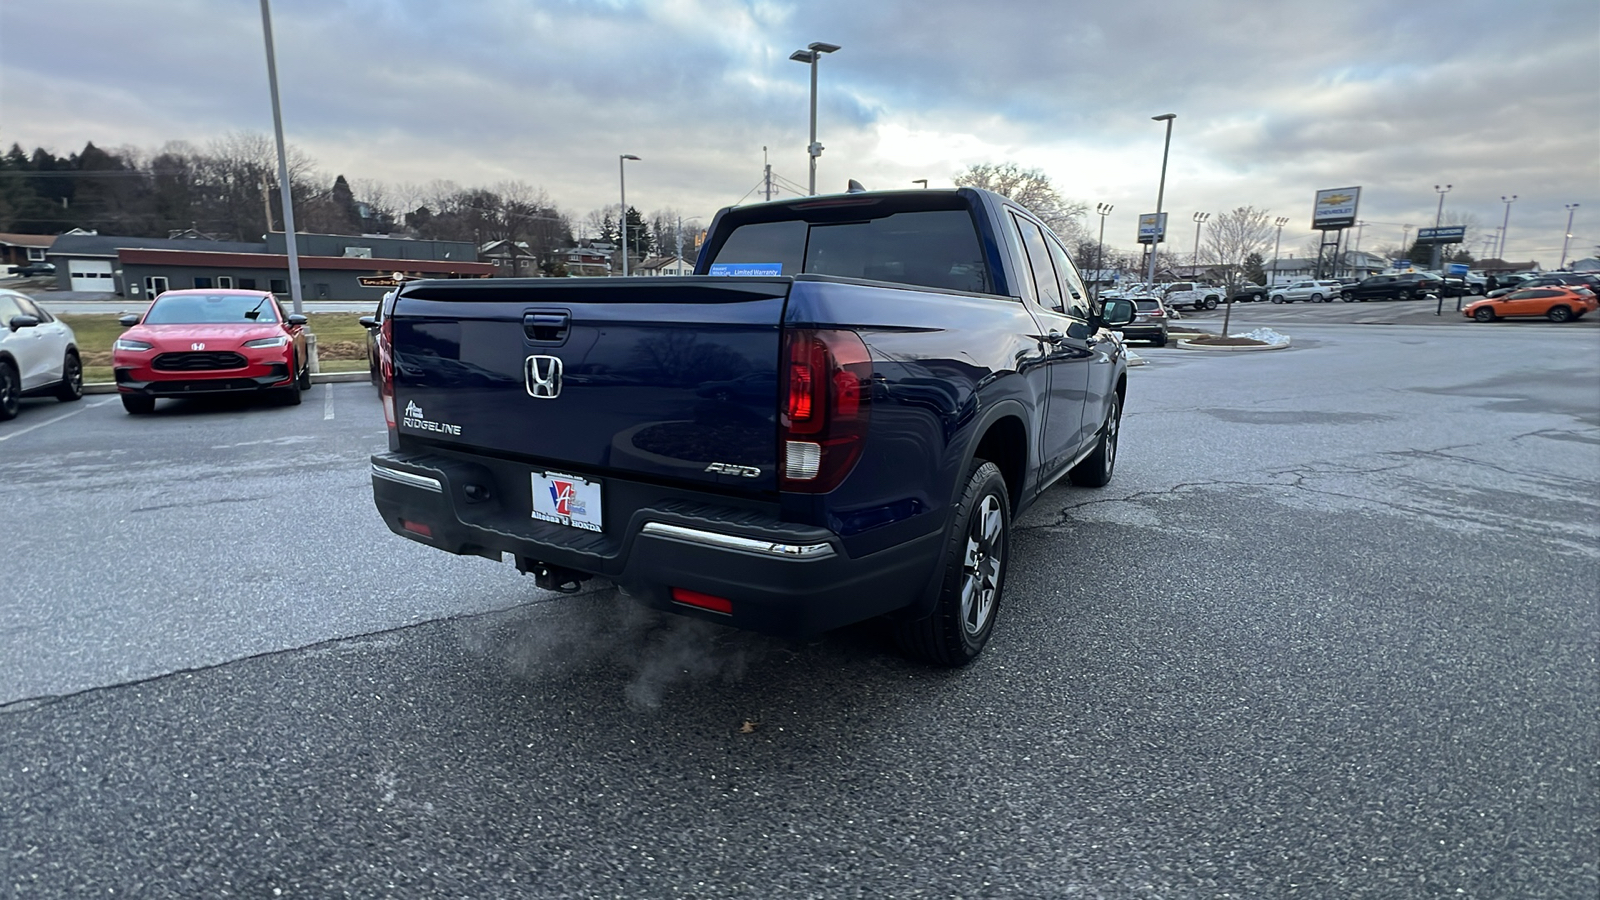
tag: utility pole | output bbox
[763,146,773,202]
[259,0,303,315]
[1094,203,1112,302]
[1430,184,1451,270]
[1560,203,1580,269]
[1272,216,1290,285]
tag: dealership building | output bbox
[46,232,491,301]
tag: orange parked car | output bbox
[1462,285,1597,323]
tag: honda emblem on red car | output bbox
[191,342,205,351]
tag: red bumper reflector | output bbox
[671,587,733,615]
[401,519,433,538]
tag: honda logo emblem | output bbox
[191,342,206,351]
[525,355,563,398]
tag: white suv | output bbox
[1163,282,1223,311]
[1270,280,1344,304]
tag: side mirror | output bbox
[118,314,140,327]
[1101,298,1136,328]
[286,314,308,326]
[9,314,40,331]
[358,316,377,329]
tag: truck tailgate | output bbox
[390,277,789,493]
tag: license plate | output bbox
[530,471,604,532]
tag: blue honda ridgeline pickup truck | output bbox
[369,187,1136,665]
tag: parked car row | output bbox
[1465,285,1597,323]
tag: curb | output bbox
[1175,336,1291,352]
[82,371,370,395]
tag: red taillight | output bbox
[379,315,396,430]
[671,587,733,614]
[780,329,871,493]
[401,519,432,537]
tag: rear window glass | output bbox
[708,208,990,293]
[1135,299,1160,311]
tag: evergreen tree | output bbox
[1242,251,1266,285]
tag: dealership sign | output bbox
[1416,226,1466,244]
[1312,187,1361,229]
[1137,212,1168,245]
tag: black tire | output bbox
[0,360,18,421]
[1204,297,1219,310]
[1342,292,1354,302]
[296,353,312,390]
[1547,306,1572,323]
[121,394,155,415]
[1271,295,1284,304]
[1252,293,1263,302]
[1310,293,1323,303]
[1398,289,1413,301]
[894,460,1010,667]
[1152,333,1168,348]
[1069,391,1121,488]
[1473,307,1495,322]
[56,351,83,402]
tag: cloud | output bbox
[2,0,1596,260]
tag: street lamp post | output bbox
[1272,216,1290,286]
[1191,211,1210,276]
[1094,203,1113,301]
[1560,203,1580,269]
[1431,184,1451,269]
[258,0,303,316]
[789,41,840,196]
[1497,194,1518,260]
[619,154,640,276]
[1144,113,1176,288]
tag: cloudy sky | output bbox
[2,0,1597,262]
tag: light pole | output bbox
[790,41,840,196]
[1431,184,1451,269]
[1401,224,1412,265]
[258,0,303,316]
[1144,113,1176,288]
[1191,211,1209,277]
[619,154,639,276]
[1497,194,1517,260]
[1560,203,1580,268]
[1094,203,1113,301]
[1272,216,1290,285]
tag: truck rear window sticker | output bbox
[708,263,783,276]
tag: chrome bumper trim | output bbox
[370,462,442,493]
[641,522,836,560]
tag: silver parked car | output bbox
[0,289,83,420]
[1270,279,1345,303]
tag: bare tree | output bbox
[1203,206,1273,289]
[953,162,1089,246]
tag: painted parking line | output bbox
[0,396,117,443]
[323,383,336,420]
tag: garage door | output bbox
[68,259,115,292]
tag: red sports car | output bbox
[113,289,310,414]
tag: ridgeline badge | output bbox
[401,400,462,436]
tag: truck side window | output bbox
[1011,214,1064,313]
[1044,234,1090,320]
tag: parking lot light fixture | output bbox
[1191,211,1210,274]
[1272,216,1290,284]
[790,42,840,196]
[1431,184,1451,269]
[619,154,640,276]
[1094,203,1113,302]
[1560,203,1580,268]
[258,0,303,316]
[1497,195,1518,260]
[1144,114,1176,288]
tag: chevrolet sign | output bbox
[1312,187,1361,229]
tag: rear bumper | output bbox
[370,453,942,638]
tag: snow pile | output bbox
[1229,327,1291,345]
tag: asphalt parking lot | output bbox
[2,323,1596,897]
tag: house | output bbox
[0,233,55,272]
[479,239,541,277]
[564,243,613,277]
[47,232,268,294]
[635,255,693,276]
